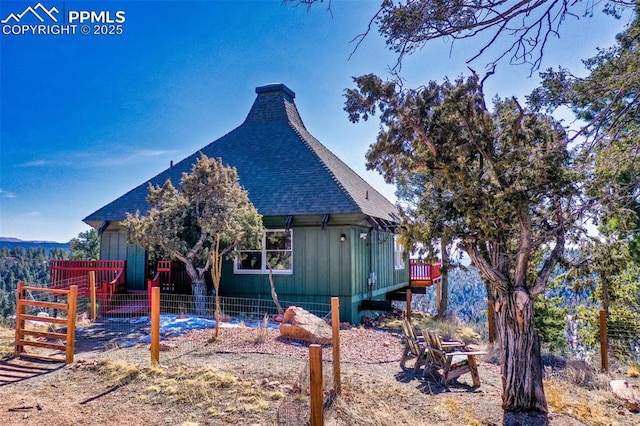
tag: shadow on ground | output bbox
[0,357,63,386]
[395,366,484,396]
[73,321,150,354]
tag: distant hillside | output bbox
[0,237,69,253]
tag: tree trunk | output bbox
[192,278,207,316]
[495,289,547,413]
[268,265,284,315]
[210,240,223,342]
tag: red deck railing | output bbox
[409,259,441,286]
[49,260,126,309]
[147,260,193,305]
[147,260,172,308]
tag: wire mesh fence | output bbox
[65,292,337,424]
[607,312,640,366]
[401,296,640,374]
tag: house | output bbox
[84,83,413,323]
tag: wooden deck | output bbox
[409,259,441,287]
[104,291,150,316]
[105,300,150,316]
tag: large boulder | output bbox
[279,306,332,344]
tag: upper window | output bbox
[394,235,405,270]
[235,230,293,274]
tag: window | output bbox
[394,235,405,270]
[235,229,293,274]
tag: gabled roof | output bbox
[84,84,399,227]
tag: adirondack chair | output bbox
[422,329,486,387]
[399,317,428,374]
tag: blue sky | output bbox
[0,0,632,242]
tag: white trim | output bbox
[394,235,405,270]
[234,229,293,275]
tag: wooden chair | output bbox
[422,329,486,387]
[399,317,428,374]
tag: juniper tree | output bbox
[123,154,264,313]
[345,73,577,412]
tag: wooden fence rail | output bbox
[15,281,78,363]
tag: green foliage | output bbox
[529,11,640,363]
[416,265,570,350]
[346,72,579,412]
[68,229,100,260]
[0,247,69,318]
[347,73,574,297]
[534,295,569,352]
[531,7,640,266]
[123,154,264,289]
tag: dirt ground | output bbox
[0,325,638,426]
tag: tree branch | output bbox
[463,238,510,294]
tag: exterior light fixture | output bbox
[340,233,347,242]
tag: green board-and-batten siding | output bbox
[98,223,408,323]
[99,230,146,290]
[219,226,408,323]
[219,226,352,319]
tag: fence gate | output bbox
[15,281,78,363]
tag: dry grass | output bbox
[137,363,293,423]
[0,327,13,360]
[1,323,639,426]
[545,378,621,425]
[628,363,640,378]
[325,378,422,425]
[98,360,142,384]
[144,366,238,402]
[239,314,270,344]
[431,396,486,425]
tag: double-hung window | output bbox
[235,229,293,274]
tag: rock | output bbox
[625,400,639,413]
[566,360,594,383]
[159,343,177,351]
[281,384,294,393]
[610,379,640,412]
[279,306,332,344]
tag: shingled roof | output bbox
[84,84,399,228]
